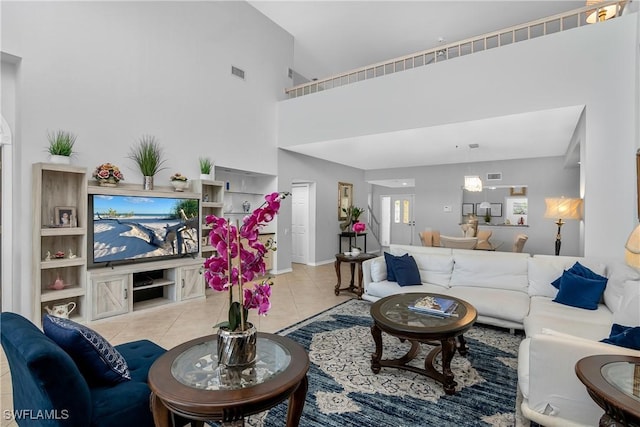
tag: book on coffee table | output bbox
[409,296,459,317]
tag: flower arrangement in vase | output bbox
[170,172,189,192]
[203,191,288,366]
[351,221,366,255]
[92,163,124,187]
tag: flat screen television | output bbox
[88,194,199,267]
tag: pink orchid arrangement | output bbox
[203,191,289,332]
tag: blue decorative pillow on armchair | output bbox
[43,315,131,385]
[600,323,640,350]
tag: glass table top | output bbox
[171,336,292,391]
[601,361,640,401]
[377,293,468,329]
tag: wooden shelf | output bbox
[41,227,86,236]
[41,258,86,269]
[133,297,172,311]
[41,286,85,302]
[202,202,224,208]
[88,181,200,199]
[133,278,174,291]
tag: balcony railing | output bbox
[285,0,627,99]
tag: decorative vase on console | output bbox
[203,192,289,367]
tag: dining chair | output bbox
[513,234,529,252]
[440,235,478,249]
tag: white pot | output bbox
[200,173,212,181]
[49,155,71,164]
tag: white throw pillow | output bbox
[369,257,387,282]
[612,280,640,327]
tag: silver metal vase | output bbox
[217,322,257,367]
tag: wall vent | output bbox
[486,172,502,181]
[231,66,245,80]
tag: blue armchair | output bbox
[0,312,179,427]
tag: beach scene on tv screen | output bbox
[93,195,199,263]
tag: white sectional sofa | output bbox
[361,244,640,427]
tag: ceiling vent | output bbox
[486,172,502,181]
[231,66,245,80]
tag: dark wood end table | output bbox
[148,332,309,426]
[370,292,477,395]
[334,252,376,298]
[576,354,640,427]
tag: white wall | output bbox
[1,1,294,317]
[278,15,639,259]
[277,149,368,267]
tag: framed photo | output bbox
[462,203,474,216]
[476,203,488,217]
[338,182,353,220]
[510,186,527,196]
[490,203,502,217]
[54,206,76,227]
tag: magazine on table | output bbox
[409,296,459,317]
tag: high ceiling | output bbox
[249,1,588,174]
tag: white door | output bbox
[389,194,415,245]
[291,184,309,264]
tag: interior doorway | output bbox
[291,183,312,264]
[381,194,416,246]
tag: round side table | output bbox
[575,354,640,427]
[149,332,309,426]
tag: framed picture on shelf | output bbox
[54,206,76,227]
[462,203,474,216]
[490,203,502,217]
[476,203,488,217]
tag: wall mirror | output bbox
[338,182,353,220]
[462,185,528,225]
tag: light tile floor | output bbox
[0,262,360,427]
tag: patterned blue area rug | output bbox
[218,299,525,427]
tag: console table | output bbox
[338,232,367,253]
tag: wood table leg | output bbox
[356,262,364,298]
[286,375,308,427]
[440,337,458,395]
[457,334,468,356]
[334,258,341,295]
[150,392,171,427]
[371,323,383,373]
[349,262,355,289]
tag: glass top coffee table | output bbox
[370,292,477,395]
[575,354,640,426]
[148,332,309,426]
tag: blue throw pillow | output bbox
[393,255,422,287]
[384,252,409,282]
[600,323,640,350]
[552,270,607,310]
[551,262,607,289]
[43,315,131,385]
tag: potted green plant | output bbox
[127,135,167,190]
[46,130,77,164]
[199,157,214,180]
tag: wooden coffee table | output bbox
[370,292,477,395]
[575,354,640,426]
[148,332,309,426]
